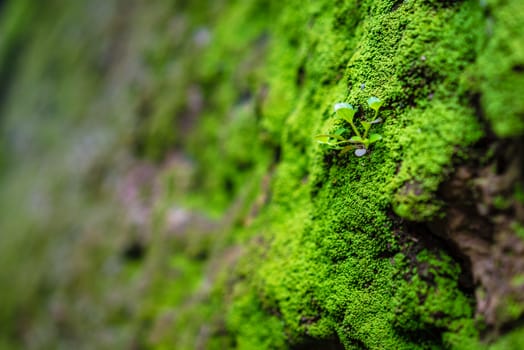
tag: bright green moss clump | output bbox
[220,0,490,348]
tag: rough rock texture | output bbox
[1,0,524,349]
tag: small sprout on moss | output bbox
[367,96,383,111]
[368,96,384,120]
[315,97,385,156]
[334,103,361,139]
[334,102,355,118]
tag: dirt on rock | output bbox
[430,140,524,338]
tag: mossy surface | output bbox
[0,0,523,349]
[476,0,524,137]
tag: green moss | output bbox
[227,290,287,350]
[2,0,524,349]
[173,0,513,347]
[476,0,524,137]
[389,100,483,220]
[392,251,478,348]
[222,0,491,348]
[489,327,524,350]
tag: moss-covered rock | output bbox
[1,0,523,349]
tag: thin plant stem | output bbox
[348,120,361,139]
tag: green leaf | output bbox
[367,96,383,111]
[334,102,353,111]
[368,133,382,144]
[334,127,347,135]
[315,134,345,143]
[334,102,356,123]
[326,133,346,141]
[314,135,330,143]
[361,121,371,131]
[349,135,364,143]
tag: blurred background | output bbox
[0,0,271,348]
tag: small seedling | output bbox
[315,97,384,156]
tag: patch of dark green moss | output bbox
[392,250,478,348]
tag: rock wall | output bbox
[0,0,523,349]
